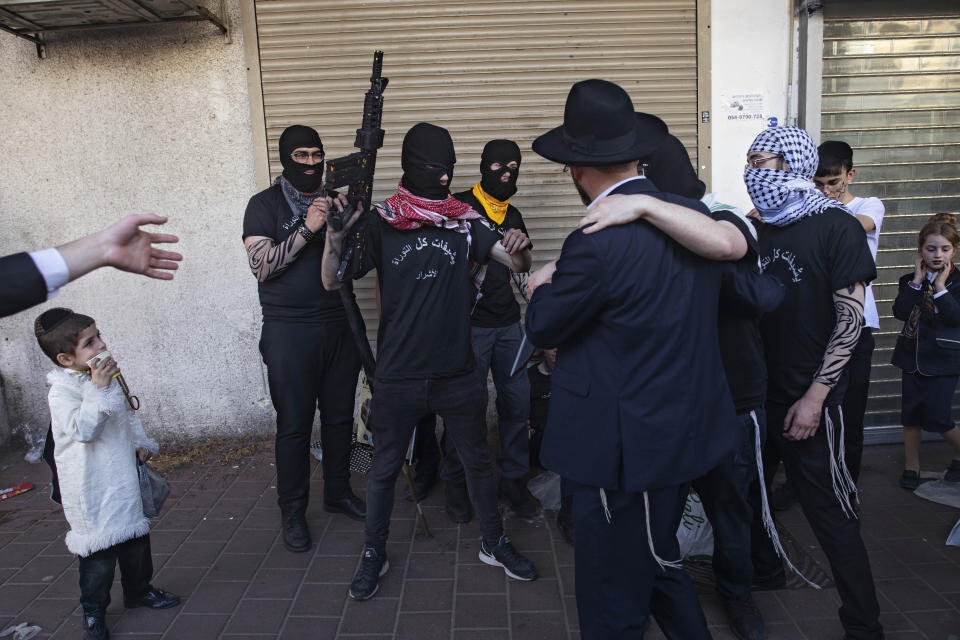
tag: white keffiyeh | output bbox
[743,126,849,227]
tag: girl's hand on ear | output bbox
[913,257,927,285]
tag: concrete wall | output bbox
[709,0,796,212]
[0,2,273,446]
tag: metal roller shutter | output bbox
[251,0,700,334]
[822,14,960,434]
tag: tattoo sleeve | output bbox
[813,283,865,388]
[245,232,308,282]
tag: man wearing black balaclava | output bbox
[433,139,538,522]
[321,122,538,601]
[242,124,367,556]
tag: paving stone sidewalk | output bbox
[1,439,958,639]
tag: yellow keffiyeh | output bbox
[471,182,509,225]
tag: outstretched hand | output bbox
[98,214,182,280]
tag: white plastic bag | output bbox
[677,490,714,560]
[527,471,561,511]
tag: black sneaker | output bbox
[83,616,109,640]
[123,587,180,609]
[348,547,389,600]
[723,595,767,640]
[944,460,960,483]
[479,535,537,581]
[498,477,540,518]
[445,481,472,523]
[281,511,311,553]
[899,470,920,490]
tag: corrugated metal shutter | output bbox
[822,15,960,429]
[252,0,699,334]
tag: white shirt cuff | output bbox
[28,248,70,299]
[933,289,949,299]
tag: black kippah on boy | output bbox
[35,307,73,337]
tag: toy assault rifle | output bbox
[322,51,389,385]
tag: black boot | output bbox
[445,481,472,523]
[723,595,767,640]
[281,510,311,553]
[83,616,109,640]
[323,490,366,521]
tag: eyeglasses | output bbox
[747,153,784,169]
[291,151,324,163]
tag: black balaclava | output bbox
[401,122,456,200]
[479,139,521,201]
[640,134,706,200]
[279,125,325,193]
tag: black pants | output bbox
[365,371,503,552]
[412,413,442,479]
[693,407,766,601]
[842,328,874,483]
[751,403,882,640]
[78,535,153,618]
[260,320,361,513]
[442,323,531,483]
[573,481,709,640]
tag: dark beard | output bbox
[572,177,591,207]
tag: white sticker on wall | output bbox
[721,92,766,123]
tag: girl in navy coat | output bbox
[892,213,960,489]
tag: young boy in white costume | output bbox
[35,307,179,640]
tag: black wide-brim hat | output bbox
[533,79,668,166]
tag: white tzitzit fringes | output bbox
[835,407,860,507]
[599,488,612,524]
[752,410,822,590]
[642,491,683,571]
[824,408,858,519]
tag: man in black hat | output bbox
[578,136,785,640]
[322,122,538,602]
[524,79,744,639]
[242,124,367,554]
[437,139,539,522]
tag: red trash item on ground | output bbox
[0,483,34,500]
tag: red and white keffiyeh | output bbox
[379,183,480,232]
[377,183,488,302]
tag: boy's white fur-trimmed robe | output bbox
[47,369,159,558]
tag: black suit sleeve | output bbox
[525,229,607,348]
[0,252,48,318]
